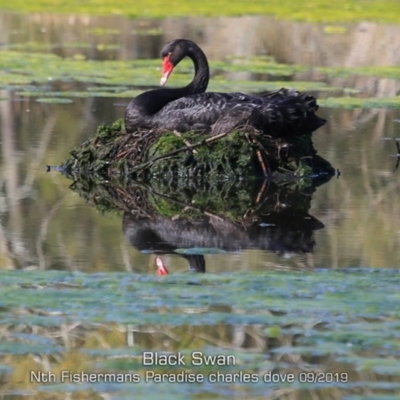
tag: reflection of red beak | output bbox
[156,257,169,276]
[160,55,174,86]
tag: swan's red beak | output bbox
[161,55,174,86]
[156,257,169,276]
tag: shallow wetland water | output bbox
[0,10,400,399]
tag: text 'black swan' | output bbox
[125,39,326,136]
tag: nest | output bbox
[63,119,334,183]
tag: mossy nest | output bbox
[63,119,334,182]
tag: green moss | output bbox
[147,131,258,180]
[149,134,189,156]
[97,119,125,141]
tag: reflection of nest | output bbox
[63,119,334,181]
[67,173,321,222]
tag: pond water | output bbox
[1,12,400,273]
[1,10,400,400]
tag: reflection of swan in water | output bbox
[125,39,326,136]
[123,208,324,274]
[156,257,169,275]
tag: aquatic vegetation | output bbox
[0,50,161,89]
[1,0,400,23]
[0,268,398,336]
[87,27,121,36]
[0,269,399,397]
[36,97,73,104]
[323,25,348,34]
[0,51,310,94]
[3,41,120,52]
[1,49,400,108]
[319,96,400,109]
[317,65,400,81]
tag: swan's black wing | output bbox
[154,89,325,136]
[153,92,243,132]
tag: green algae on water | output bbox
[2,49,400,108]
[36,97,73,104]
[1,0,400,23]
[319,96,400,109]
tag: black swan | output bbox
[125,39,326,136]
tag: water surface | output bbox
[1,12,400,272]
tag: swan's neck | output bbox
[184,46,209,95]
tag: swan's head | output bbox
[160,39,197,86]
